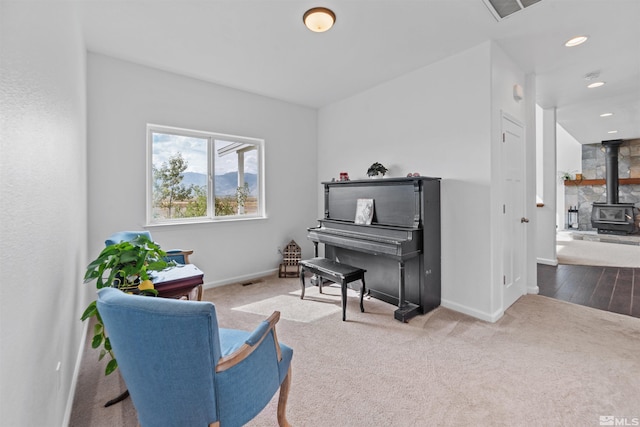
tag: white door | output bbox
[502,114,526,309]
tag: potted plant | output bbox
[367,162,388,178]
[81,234,171,375]
[559,171,573,181]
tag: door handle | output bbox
[521,217,529,223]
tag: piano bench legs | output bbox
[299,257,366,321]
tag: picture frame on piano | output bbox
[355,198,374,225]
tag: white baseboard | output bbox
[537,257,558,266]
[202,268,279,289]
[441,298,504,323]
[62,321,89,427]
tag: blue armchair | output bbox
[105,231,194,265]
[97,287,293,427]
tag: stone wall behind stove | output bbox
[564,138,640,230]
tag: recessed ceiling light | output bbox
[565,35,588,47]
[600,112,614,117]
[587,81,605,89]
[607,130,618,134]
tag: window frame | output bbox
[146,124,266,226]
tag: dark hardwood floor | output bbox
[537,263,640,319]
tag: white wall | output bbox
[536,105,545,204]
[525,74,539,294]
[318,42,532,321]
[0,3,88,425]
[556,124,582,229]
[318,43,489,319]
[536,107,559,265]
[87,54,318,287]
[489,43,532,312]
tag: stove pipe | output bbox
[602,139,623,204]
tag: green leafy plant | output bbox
[215,196,235,216]
[236,182,250,214]
[81,234,171,375]
[558,170,580,182]
[185,185,207,217]
[152,152,196,218]
[367,162,388,177]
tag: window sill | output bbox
[146,215,267,228]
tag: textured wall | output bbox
[319,42,533,321]
[87,53,318,286]
[0,3,88,425]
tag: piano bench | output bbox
[299,257,367,321]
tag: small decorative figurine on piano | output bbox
[407,172,421,177]
[339,172,350,181]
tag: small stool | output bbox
[299,257,366,321]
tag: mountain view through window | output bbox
[148,126,262,223]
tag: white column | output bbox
[535,106,558,266]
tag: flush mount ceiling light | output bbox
[600,112,614,117]
[565,35,588,47]
[608,130,618,134]
[303,7,336,32]
[587,81,606,89]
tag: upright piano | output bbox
[307,176,441,322]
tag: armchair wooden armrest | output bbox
[215,311,292,427]
[216,311,282,372]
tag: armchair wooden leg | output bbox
[277,366,292,427]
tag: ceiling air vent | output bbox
[482,0,542,21]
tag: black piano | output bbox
[307,176,441,322]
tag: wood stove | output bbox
[591,140,638,235]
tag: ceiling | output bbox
[76,0,640,145]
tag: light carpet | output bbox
[556,232,640,268]
[232,285,348,323]
[69,275,640,426]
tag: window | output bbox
[147,125,264,224]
